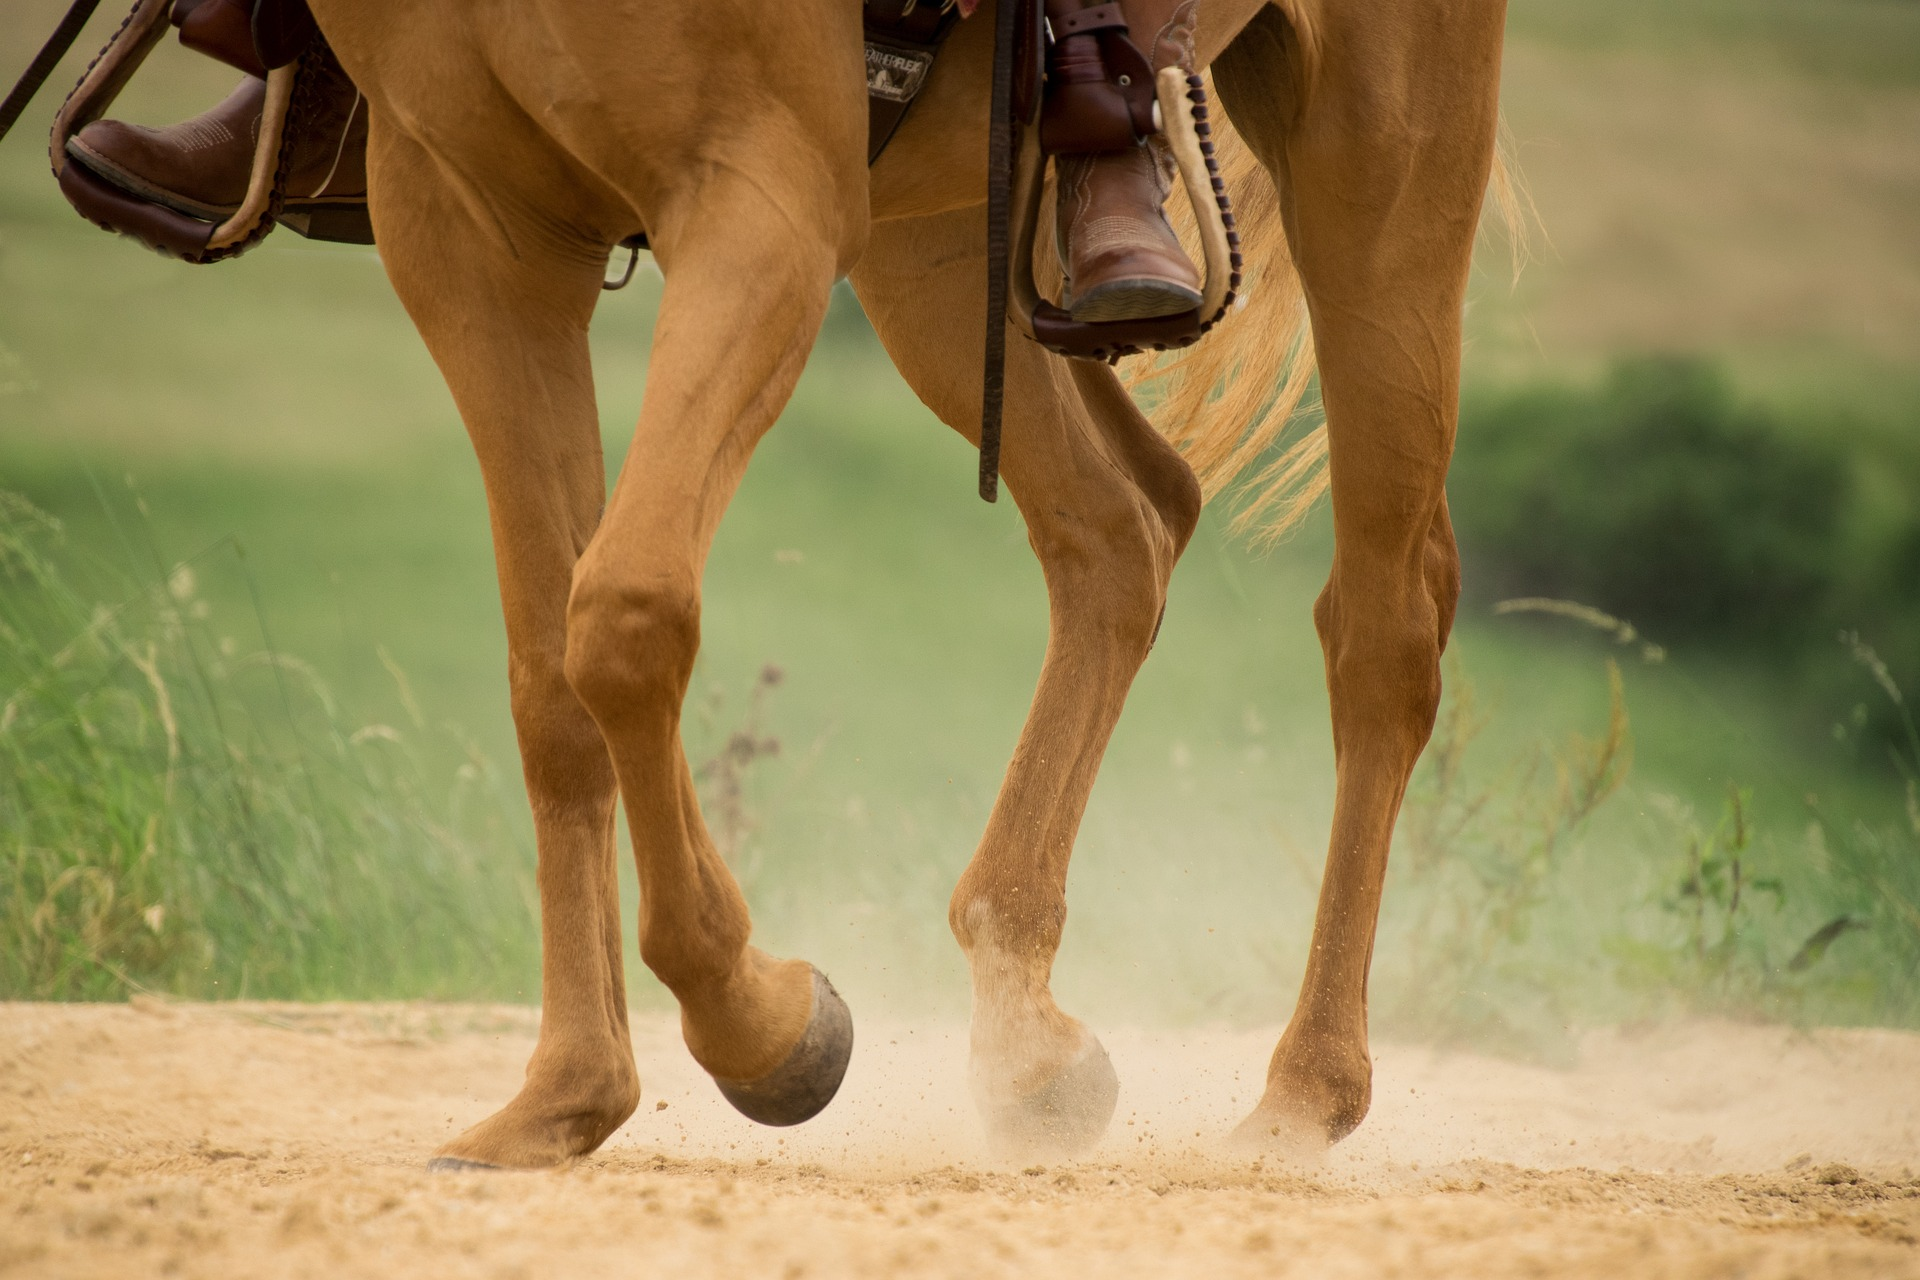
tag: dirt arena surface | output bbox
[2,1001,1917,1278]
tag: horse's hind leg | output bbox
[1212,0,1505,1147]
[852,206,1202,1157]
[368,127,638,1169]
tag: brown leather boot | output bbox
[1055,142,1201,323]
[1051,0,1202,323]
[65,43,368,238]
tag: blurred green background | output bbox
[3,0,1916,1049]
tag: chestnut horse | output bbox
[301,0,1506,1165]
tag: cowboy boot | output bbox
[1051,0,1203,323]
[64,41,369,241]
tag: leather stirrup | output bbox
[988,3,1242,361]
[46,0,351,260]
[1011,67,1240,363]
[52,0,275,261]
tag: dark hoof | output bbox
[713,966,853,1127]
[984,1038,1119,1158]
[426,1156,502,1173]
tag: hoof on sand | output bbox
[1227,1081,1366,1156]
[1225,1107,1335,1159]
[714,966,854,1127]
[425,1156,503,1174]
[982,1037,1119,1159]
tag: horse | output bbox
[290,0,1509,1167]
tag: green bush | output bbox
[1451,356,1854,646]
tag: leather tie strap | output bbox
[979,0,1021,503]
[0,0,103,146]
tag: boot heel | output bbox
[276,204,373,245]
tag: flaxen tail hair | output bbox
[1127,77,1527,548]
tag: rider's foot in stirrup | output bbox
[65,48,366,224]
[1055,143,1203,324]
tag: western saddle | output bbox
[3,0,1238,496]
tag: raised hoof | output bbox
[982,1038,1120,1159]
[713,966,853,1127]
[425,1156,503,1174]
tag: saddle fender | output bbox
[171,0,317,78]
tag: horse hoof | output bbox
[1225,1106,1332,1158]
[713,966,853,1126]
[425,1156,502,1173]
[982,1037,1119,1158]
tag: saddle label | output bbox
[865,43,935,104]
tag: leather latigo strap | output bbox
[0,0,103,146]
[863,0,964,163]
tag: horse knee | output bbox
[562,572,701,734]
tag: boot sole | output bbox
[66,138,367,228]
[1068,278,1205,324]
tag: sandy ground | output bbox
[2,1002,1917,1278]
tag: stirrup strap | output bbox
[982,0,1240,503]
[979,0,1027,503]
[0,0,103,147]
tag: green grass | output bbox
[0,491,538,1001]
[1,0,1916,1037]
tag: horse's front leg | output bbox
[563,158,865,1125]
[368,122,638,1171]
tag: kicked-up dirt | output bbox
[1,1001,1916,1278]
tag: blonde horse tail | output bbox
[1129,71,1527,548]
[1127,85,1321,548]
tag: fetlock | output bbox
[433,1051,640,1170]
